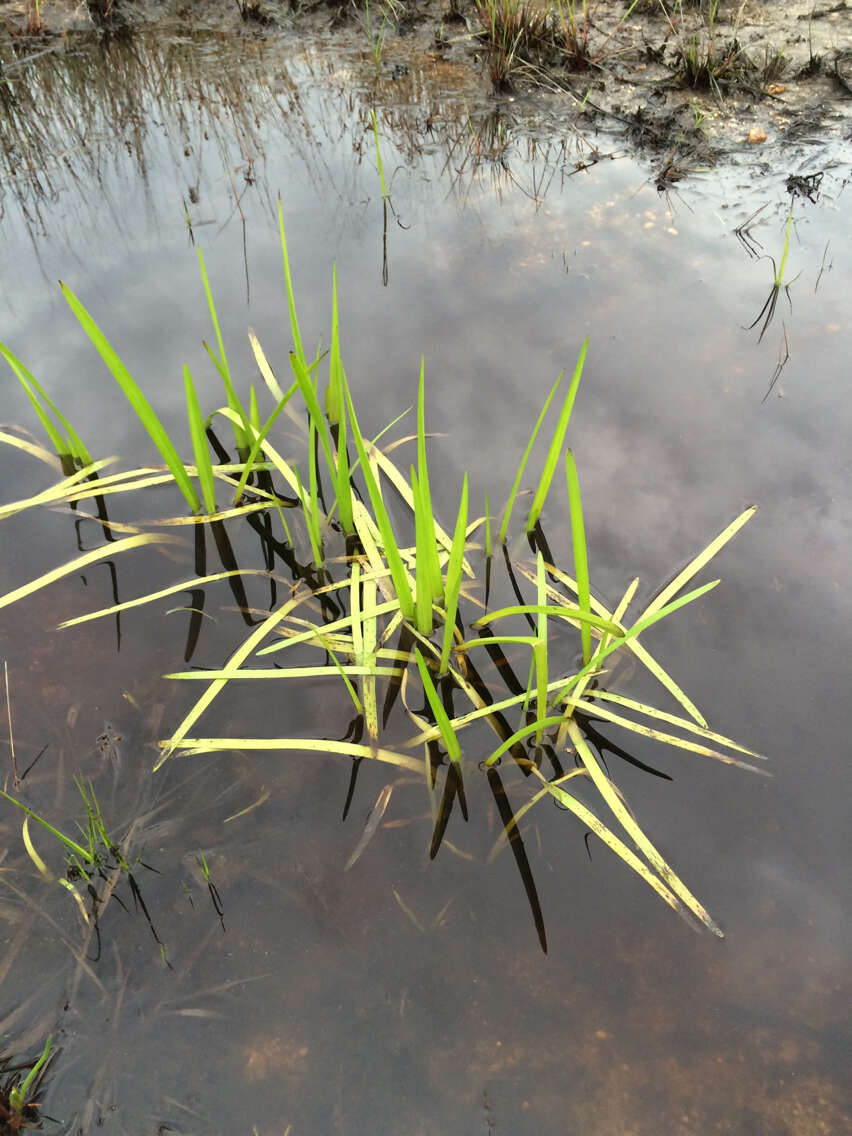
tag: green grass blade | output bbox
[361,570,380,744]
[416,359,443,601]
[498,372,562,545]
[343,375,414,622]
[473,604,621,636]
[526,338,588,532]
[0,341,91,467]
[415,649,461,765]
[293,465,323,569]
[534,551,548,743]
[411,467,434,636]
[334,367,354,536]
[249,384,261,431]
[289,351,337,492]
[278,196,307,367]
[232,384,297,507]
[565,448,591,663]
[439,473,468,675]
[327,265,343,425]
[0,789,93,861]
[184,365,216,514]
[197,246,250,454]
[60,282,201,513]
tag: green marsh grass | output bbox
[0,217,762,946]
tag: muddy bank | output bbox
[2,0,850,170]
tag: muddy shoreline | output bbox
[2,0,850,176]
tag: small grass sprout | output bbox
[1,1034,53,1132]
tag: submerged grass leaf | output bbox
[344,783,393,871]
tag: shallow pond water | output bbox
[0,25,850,1136]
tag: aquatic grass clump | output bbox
[0,212,761,949]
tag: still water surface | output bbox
[0,26,849,1136]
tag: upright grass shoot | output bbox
[343,374,415,623]
[439,473,469,675]
[526,337,587,532]
[184,365,217,514]
[416,361,443,602]
[565,448,590,663]
[498,372,563,545]
[0,342,91,472]
[197,247,251,455]
[59,282,202,513]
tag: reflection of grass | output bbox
[1,210,761,946]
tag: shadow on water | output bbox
[0,17,849,1136]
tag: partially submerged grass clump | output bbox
[0,204,761,949]
[0,778,169,964]
[0,1034,53,1132]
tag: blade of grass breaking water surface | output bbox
[565,448,591,663]
[439,473,468,675]
[498,372,562,546]
[60,282,201,512]
[526,339,588,532]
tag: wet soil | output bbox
[2,0,850,172]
